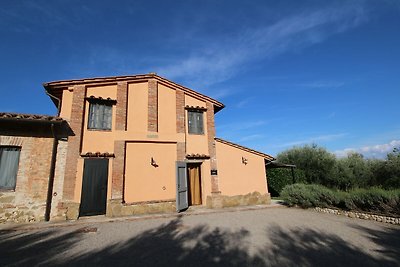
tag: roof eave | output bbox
[43,73,225,111]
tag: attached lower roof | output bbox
[0,112,64,123]
[215,137,275,161]
[43,73,225,113]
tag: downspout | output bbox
[45,90,61,221]
[45,123,59,221]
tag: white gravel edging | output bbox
[314,207,400,225]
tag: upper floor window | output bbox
[188,110,204,134]
[0,146,21,190]
[88,103,112,130]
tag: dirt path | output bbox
[1,207,399,266]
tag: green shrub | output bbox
[267,168,306,197]
[281,183,339,208]
[281,183,400,216]
[345,188,400,215]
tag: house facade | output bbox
[0,73,274,222]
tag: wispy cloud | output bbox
[327,112,336,119]
[218,120,268,132]
[156,3,368,86]
[334,140,400,158]
[237,134,265,143]
[298,81,345,88]
[281,133,348,147]
[235,97,255,108]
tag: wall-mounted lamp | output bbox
[242,157,248,165]
[151,157,159,167]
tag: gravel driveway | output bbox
[1,207,399,267]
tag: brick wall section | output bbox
[112,140,125,200]
[27,138,53,199]
[206,102,220,194]
[63,85,85,200]
[176,89,186,161]
[177,142,186,161]
[148,79,158,132]
[176,89,185,133]
[0,135,53,223]
[116,81,128,131]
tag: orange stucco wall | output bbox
[158,84,176,134]
[124,142,177,203]
[127,82,148,133]
[216,141,268,196]
[60,89,73,119]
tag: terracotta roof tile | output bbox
[0,112,64,122]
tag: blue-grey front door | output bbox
[176,162,188,212]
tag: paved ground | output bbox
[0,206,399,267]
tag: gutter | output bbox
[46,90,61,116]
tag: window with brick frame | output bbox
[188,110,204,134]
[88,103,112,130]
[0,146,21,190]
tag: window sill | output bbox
[87,128,112,132]
[188,132,205,136]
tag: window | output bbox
[88,103,112,130]
[0,146,21,190]
[188,110,204,134]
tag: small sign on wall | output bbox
[211,169,218,175]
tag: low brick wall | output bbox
[315,207,400,225]
[206,191,271,209]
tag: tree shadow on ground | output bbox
[349,224,400,264]
[260,224,400,267]
[0,226,82,266]
[1,217,399,266]
[65,217,263,267]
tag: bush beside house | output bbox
[281,183,400,217]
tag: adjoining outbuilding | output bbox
[0,113,71,223]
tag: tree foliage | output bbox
[275,144,336,186]
[268,145,400,196]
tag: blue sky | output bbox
[1,0,399,158]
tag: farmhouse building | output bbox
[0,73,274,222]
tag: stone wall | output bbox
[315,207,400,225]
[107,199,176,217]
[0,135,53,223]
[206,191,271,209]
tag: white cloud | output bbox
[281,133,348,147]
[334,140,400,159]
[156,3,367,86]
